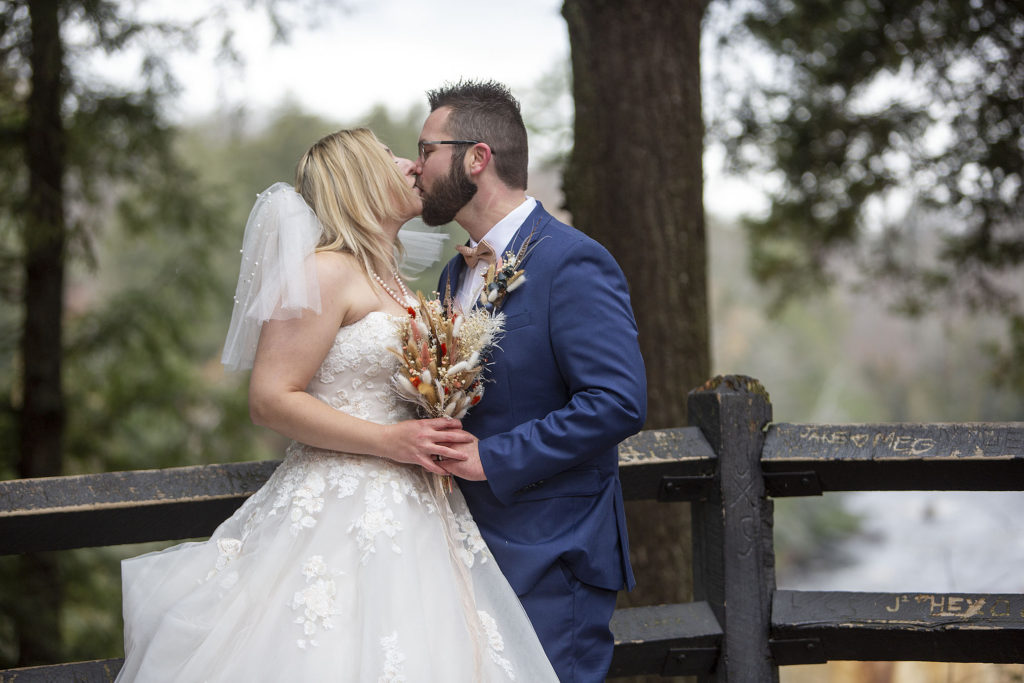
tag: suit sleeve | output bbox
[476,238,647,503]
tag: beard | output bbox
[420,160,478,226]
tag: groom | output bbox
[415,80,647,681]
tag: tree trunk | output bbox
[17,0,66,665]
[562,0,709,677]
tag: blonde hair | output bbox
[294,128,417,278]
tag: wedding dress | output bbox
[117,311,557,682]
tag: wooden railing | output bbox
[2,375,1023,681]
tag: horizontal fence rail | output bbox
[763,423,1024,495]
[0,660,124,683]
[0,427,716,556]
[0,461,282,554]
[770,590,1024,666]
[2,376,1023,681]
[609,602,722,677]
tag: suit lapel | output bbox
[503,202,551,269]
[441,246,468,305]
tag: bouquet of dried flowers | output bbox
[389,292,505,419]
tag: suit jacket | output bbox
[439,202,646,596]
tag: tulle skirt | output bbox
[116,445,557,682]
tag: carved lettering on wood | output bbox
[881,594,1022,620]
[766,423,1024,461]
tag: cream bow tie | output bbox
[455,240,496,269]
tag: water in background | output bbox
[779,491,1024,594]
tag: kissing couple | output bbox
[115,79,646,683]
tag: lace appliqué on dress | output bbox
[478,610,516,680]
[379,631,407,682]
[290,470,326,534]
[226,443,455,572]
[291,555,342,649]
[204,537,243,589]
[350,471,403,563]
[311,313,408,422]
[450,505,490,568]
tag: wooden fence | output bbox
[1,375,1023,681]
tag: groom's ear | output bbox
[465,143,493,178]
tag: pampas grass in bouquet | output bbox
[389,292,505,419]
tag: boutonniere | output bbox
[478,225,538,311]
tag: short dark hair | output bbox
[427,80,528,190]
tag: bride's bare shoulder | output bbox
[313,251,376,319]
[314,250,363,286]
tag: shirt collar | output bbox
[470,196,537,257]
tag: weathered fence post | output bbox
[688,375,776,682]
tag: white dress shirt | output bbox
[455,197,537,312]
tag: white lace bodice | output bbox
[305,311,417,425]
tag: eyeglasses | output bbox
[417,139,482,161]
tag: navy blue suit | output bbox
[439,203,646,681]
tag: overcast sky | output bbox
[85,0,761,218]
[88,0,566,122]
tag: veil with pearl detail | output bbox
[221,182,446,371]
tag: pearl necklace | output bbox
[371,269,413,307]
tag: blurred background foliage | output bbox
[1,0,1022,670]
[708,0,1023,314]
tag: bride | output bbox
[115,129,558,682]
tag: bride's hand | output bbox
[378,418,473,475]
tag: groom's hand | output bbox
[439,438,486,480]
